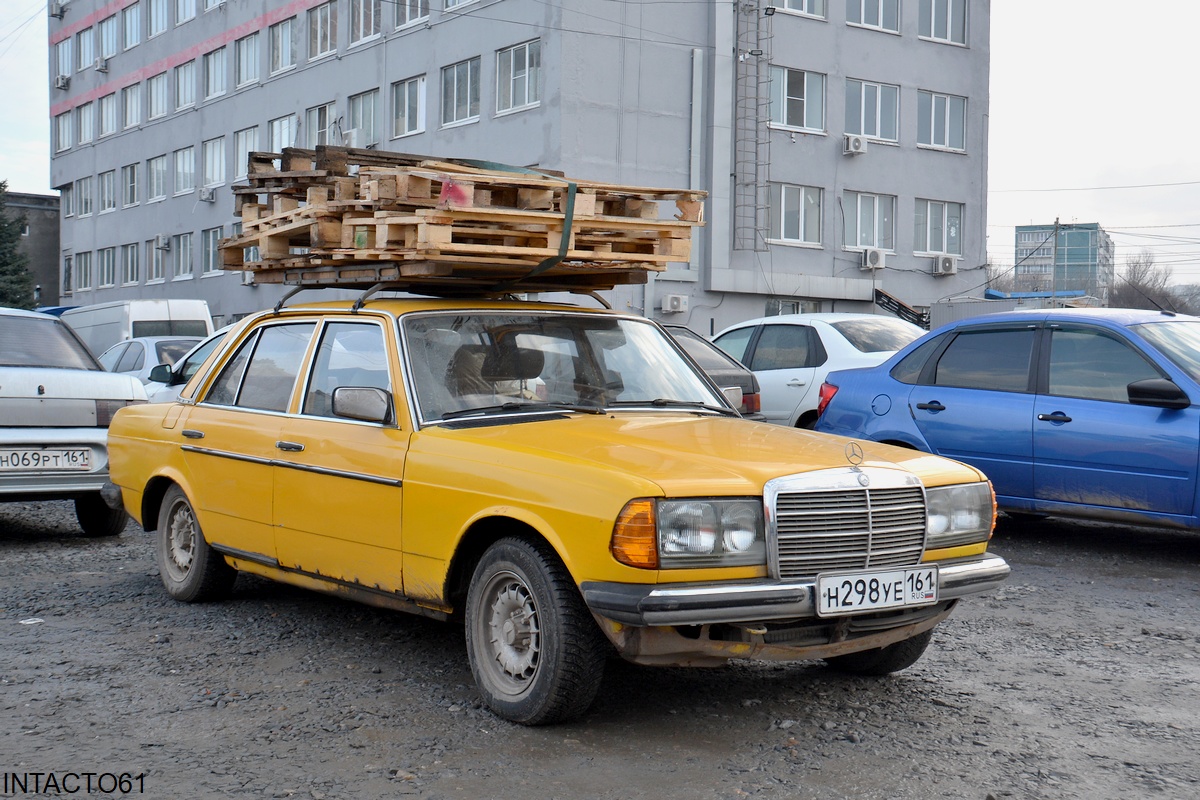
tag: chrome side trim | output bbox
[180,445,402,487]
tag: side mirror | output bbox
[148,363,173,384]
[332,386,392,424]
[1127,378,1190,410]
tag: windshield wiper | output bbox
[608,399,740,417]
[441,401,605,420]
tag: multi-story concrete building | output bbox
[7,192,62,307]
[48,0,990,332]
[1013,222,1114,301]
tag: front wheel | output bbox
[156,485,236,602]
[465,538,608,725]
[824,629,934,676]
[74,494,128,537]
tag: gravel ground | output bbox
[2,501,1198,800]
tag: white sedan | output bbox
[97,336,202,383]
[713,313,925,428]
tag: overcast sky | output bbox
[5,1,1199,284]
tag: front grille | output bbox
[769,473,927,581]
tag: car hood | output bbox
[421,413,983,496]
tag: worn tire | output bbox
[74,494,128,537]
[156,485,236,602]
[824,629,934,676]
[465,537,608,725]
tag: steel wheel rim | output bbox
[164,501,197,582]
[478,569,541,697]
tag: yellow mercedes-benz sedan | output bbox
[104,296,1009,725]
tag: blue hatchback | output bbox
[815,308,1200,530]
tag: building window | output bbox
[920,0,967,45]
[270,18,296,73]
[392,75,425,137]
[173,233,193,278]
[203,137,225,186]
[203,0,221,9]
[268,115,296,151]
[98,248,117,287]
[234,33,259,87]
[123,3,141,49]
[234,127,258,179]
[98,170,117,213]
[121,243,140,285]
[174,147,195,194]
[99,93,118,137]
[61,184,74,217]
[441,56,480,126]
[77,28,94,72]
[122,163,139,207]
[769,66,825,131]
[918,90,966,150]
[203,47,226,99]
[77,177,94,217]
[148,155,167,200]
[845,79,898,141]
[122,85,141,128]
[767,0,825,17]
[147,72,168,119]
[149,240,165,281]
[310,2,337,58]
[62,255,73,295]
[768,183,822,245]
[56,39,71,79]
[848,0,898,31]
[914,199,963,255]
[99,15,119,58]
[843,191,895,250]
[77,102,95,144]
[148,0,167,37]
[397,0,429,28]
[348,90,378,146]
[202,227,223,274]
[305,103,336,147]
[349,0,381,43]
[176,60,196,109]
[176,0,196,24]
[496,40,540,113]
[55,113,72,152]
[76,252,92,291]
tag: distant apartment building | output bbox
[48,0,990,332]
[8,192,62,307]
[1013,222,1114,301]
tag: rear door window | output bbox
[749,325,819,370]
[205,323,316,411]
[932,328,1035,392]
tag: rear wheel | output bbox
[824,629,934,676]
[465,538,608,725]
[156,485,236,602]
[74,494,128,537]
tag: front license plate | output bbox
[0,448,93,472]
[816,566,938,617]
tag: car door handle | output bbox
[1037,412,1072,423]
[914,401,945,412]
[181,429,205,439]
[275,441,305,452]
[786,379,807,387]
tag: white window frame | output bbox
[123,3,141,50]
[122,84,141,129]
[98,170,117,213]
[76,28,94,72]
[174,147,195,194]
[234,127,259,179]
[914,199,963,256]
[396,0,429,28]
[348,90,378,146]
[148,155,167,201]
[55,113,72,152]
[767,0,825,18]
[392,75,425,138]
[843,190,896,251]
[61,184,74,217]
[917,90,967,150]
[202,137,225,187]
[348,0,381,45]
[920,0,967,45]
[99,93,118,138]
[496,39,540,114]
[234,33,259,87]
[121,163,139,207]
[147,72,168,119]
[77,102,95,144]
[175,60,196,110]
[172,232,194,279]
[848,0,899,32]
[305,103,336,147]
[98,247,117,287]
[99,15,119,58]
[149,241,165,282]
[441,56,480,127]
[77,176,94,217]
[270,18,296,74]
[148,0,167,38]
[768,183,822,245]
[268,115,296,151]
[176,0,196,25]
[76,251,92,290]
[769,66,825,132]
[203,47,226,99]
[121,243,140,285]
[201,227,223,274]
[310,1,337,58]
[845,79,898,142]
[55,40,72,80]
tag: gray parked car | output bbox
[0,307,146,535]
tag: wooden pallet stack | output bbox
[220,146,706,293]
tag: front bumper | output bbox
[581,553,1010,627]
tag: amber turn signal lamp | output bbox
[611,499,658,569]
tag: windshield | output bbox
[0,314,101,370]
[403,312,724,424]
[831,317,925,353]
[1130,320,1200,383]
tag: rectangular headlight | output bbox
[657,498,766,569]
[925,482,995,549]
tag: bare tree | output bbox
[1109,249,1176,310]
[986,262,1016,294]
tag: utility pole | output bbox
[1051,217,1059,307]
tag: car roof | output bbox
[0,306,57,320]
[716,312,922,336]
[938,307,1196,331]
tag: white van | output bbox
[61,300,214,356]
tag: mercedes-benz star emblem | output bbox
[845,441,864,467]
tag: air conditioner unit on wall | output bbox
[198,187,216,202]
[49,2,64,19]
[53,75,70,90]
[94,57,108,73]
[843,134,868,156]
[154,234,171,250]
[860,248,886,271]
[661,294,689,313]
[342,128,360,148]
[933,254,958,275]
[241,270,256,286]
